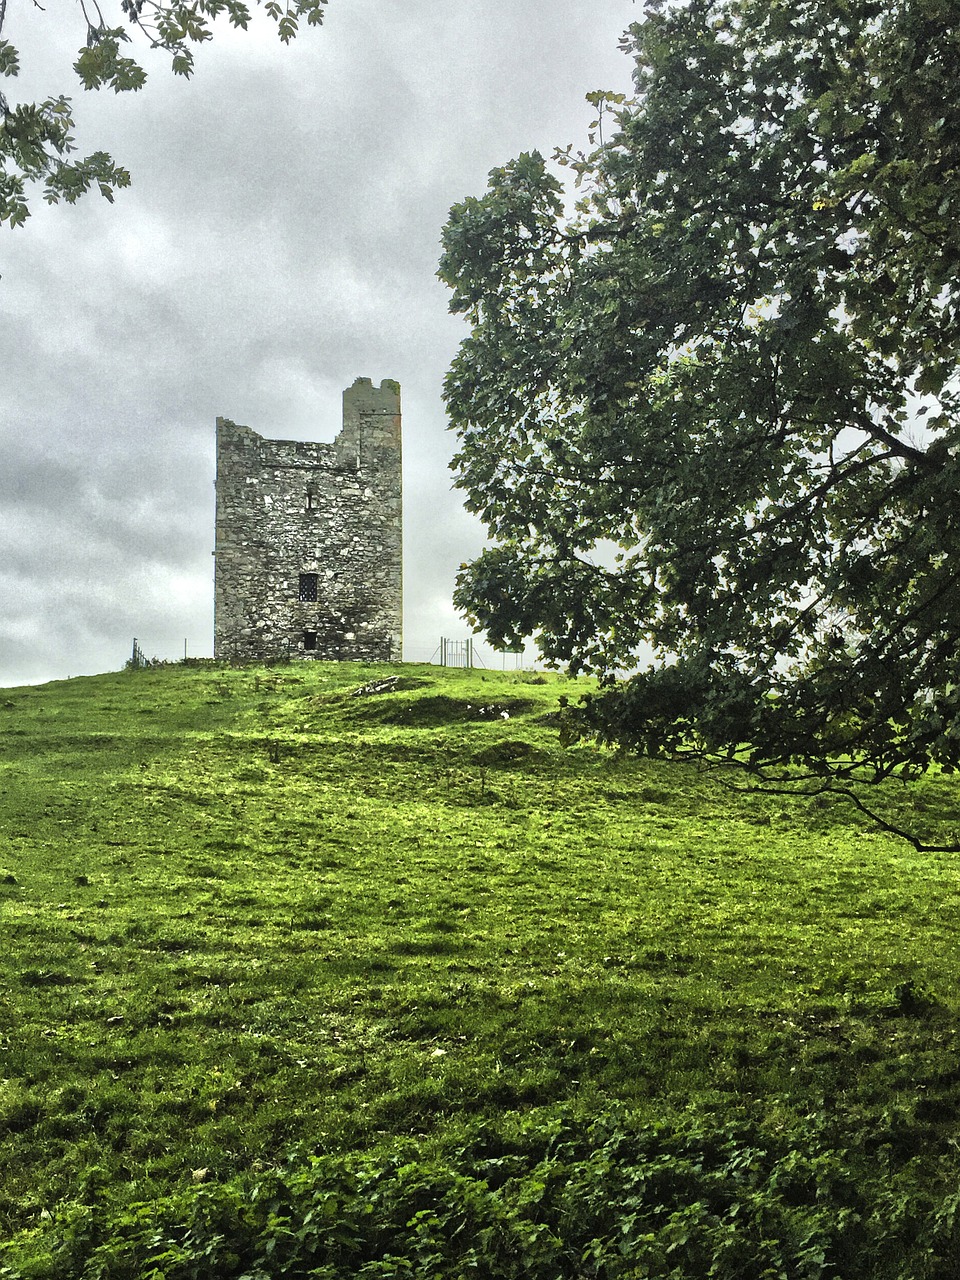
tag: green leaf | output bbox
[0,40,20,78]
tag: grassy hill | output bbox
[3,660,960,1278]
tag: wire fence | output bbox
[128,636,542,671]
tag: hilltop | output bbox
[3,661,960,1278]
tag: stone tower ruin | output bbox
[213,377,402,663]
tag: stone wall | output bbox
[213,378,402,662]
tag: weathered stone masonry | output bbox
[214,378,402,662]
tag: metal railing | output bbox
[439,637,473,668]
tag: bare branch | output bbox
[730,776,960,854]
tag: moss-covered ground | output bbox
[3,662,960,1277]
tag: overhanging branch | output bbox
[726,773,960,854]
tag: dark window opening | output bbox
[306,489,316,510]
[298,572,318,602]
[303,630,318,651]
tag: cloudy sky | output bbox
[2,0,636,687]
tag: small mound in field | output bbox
[343,692,537,727]
[472,740,535,765]
[386,695,537,726]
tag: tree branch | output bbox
[730,776,960,853]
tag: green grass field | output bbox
[3,661,960,1277]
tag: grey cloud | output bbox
[1,0,634,685]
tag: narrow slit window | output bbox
[306,488,316,510]
[303,630,318,651]
[298,572,318,602]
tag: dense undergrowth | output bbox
[2,661,960,1277]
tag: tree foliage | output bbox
[439,0,960,845]
[0,0,328,227]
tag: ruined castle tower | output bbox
[213,378,402,662]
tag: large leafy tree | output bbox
[0,0,328,227]
[440,0,960,846]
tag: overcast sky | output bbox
[2,0,636,687]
